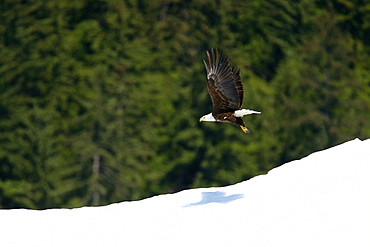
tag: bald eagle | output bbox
[199,49,261,133]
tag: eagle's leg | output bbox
[240,126,249,133]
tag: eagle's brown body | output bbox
[199,49,261,133]
[212,112,245,127]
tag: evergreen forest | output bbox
[1,0,370,209]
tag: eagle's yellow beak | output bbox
[199,117,205,122]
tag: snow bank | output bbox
[1,138,370,247]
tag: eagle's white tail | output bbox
[234,109,261,117]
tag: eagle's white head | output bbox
[199,113,216,122]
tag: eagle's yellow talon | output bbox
[240,126,249,133]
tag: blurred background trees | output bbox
[1,0,369,209]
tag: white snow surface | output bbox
[1,138,370,247]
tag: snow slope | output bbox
[1,138,370,247]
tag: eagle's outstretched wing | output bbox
[203,49,243,113]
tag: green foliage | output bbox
[272,4,370,163]
[0,0,369,208]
